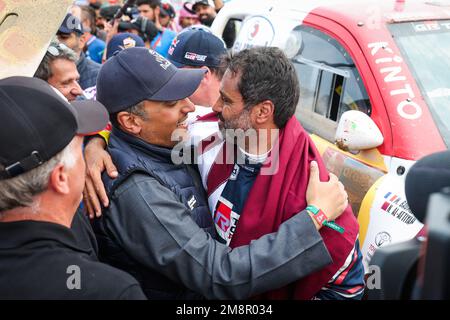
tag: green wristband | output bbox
[306,205,345,234]
[323,221,345,234]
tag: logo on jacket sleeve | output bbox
[214,197,232,233]
[187,195,198,211]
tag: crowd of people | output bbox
[0,0,366,300]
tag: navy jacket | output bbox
[95,127,213,299]
[77,52,101,90]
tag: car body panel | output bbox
[212,0,449,270]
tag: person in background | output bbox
[98,5,121,30]
[35,40,105,255]
[106,32,146,60]
[178,2,199,30]
[34,41,83,102]
[167,28,227,142]
[192,0,235,48]
[89,0,105,32]
[159,2,178,32]
[119,16,159,47]
[80,5,107,63]
[57,13,101,90]
[136,0,177,57]
[83,33,146,100]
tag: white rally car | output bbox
[212,0,450,270]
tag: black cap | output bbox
[96,47,205,114]
[167,28,227,68]
[0,77,109,180]
[99,5,121,20]
[119,17,159,43]
[405,151,450,223]
[58,13,84,35]
[90,1,102,10]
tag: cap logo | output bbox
[148,49,172,70]
[168,39,179,56]
[63,15,82,33]
[185,52,207,62]
[122,37,137,49]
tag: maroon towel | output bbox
[207,116,359,299]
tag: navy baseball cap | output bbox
[167,28,227,68]
[58,13,84,35]
[99,5,121,20]
[0,77,108,180]
[106,33,145,60]
[97,47,206,114]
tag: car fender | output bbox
[358,169,423,271]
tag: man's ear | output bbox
[117,112,142,135]
[200,66,211,84]
[49,164,70,195]
[253,100,275,126]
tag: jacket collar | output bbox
[111,126,176,164]
[0,220,89,253]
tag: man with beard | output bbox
[192,0,236,48]
[89,47,349,299]
[197,47,365,300]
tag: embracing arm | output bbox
[105,173,332,300]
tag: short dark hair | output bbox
[227,47,300,128]
[209,52,231,80]
[137,0,161,9]
[80,6,97,35]
[110,101,147,129]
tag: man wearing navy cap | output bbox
[89,47,344,299]
[167,28,227,142]
[0,77,145,299]
[57,13,101,90]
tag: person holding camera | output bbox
[136,0,177,57]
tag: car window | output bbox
[292,25,371,141]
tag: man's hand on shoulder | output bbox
[83,137,118,219]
